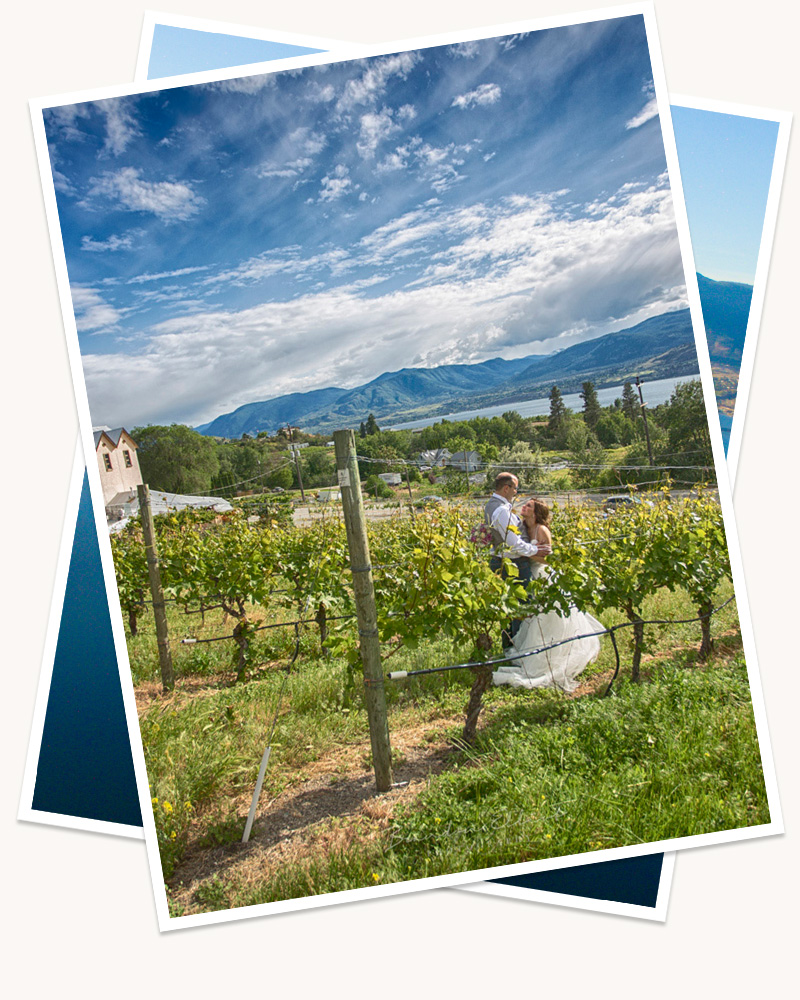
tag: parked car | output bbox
[602,494,654,514]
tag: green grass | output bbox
[216,653,766,912]
[133,579,765,910]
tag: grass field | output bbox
[127,580,768,917]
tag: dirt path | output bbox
[167,717,457,914]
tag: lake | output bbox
[390,374,701,431]
[719,412,732,453]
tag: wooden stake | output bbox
[333,429,393,792]
[404,464,416,521]
[137,484,175,692]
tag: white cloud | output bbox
[127,266,210,285]
[319,164,354,202]
[71,286,123,333]
[204,247,351,288]
[357,110,399,158]
[99,100,140,156]
[452,83,502,110]
[337,52,419,112]
[85,168,205,222]
[83,178,688,429]
[449,41,480,59]
[44,104,91,144]
[256,128,326,179]
[81,233,135,253]
[626,97,659,130]
[212,73,276,94]
[53,170,77,196]
[376,148,409,174]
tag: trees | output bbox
[365,413,380,435]
[622,381,640,422]
[364,474,394,499]
[580,381,601,429]
[131,424,220,495]
[496,441,543,484]
[658,379,712,457]
[265,463,293,490]
[548,385,566,435]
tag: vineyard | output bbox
[112,488,768,915]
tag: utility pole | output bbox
[137,484,174,692]
[635,375,655,467]
[333,429,393,792]
[287,425,306,502]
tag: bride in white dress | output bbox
[492,498,604,693]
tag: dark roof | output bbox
[94,427,131,449]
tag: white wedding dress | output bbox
[492,562,603,693]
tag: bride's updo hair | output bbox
[532,498,551,525]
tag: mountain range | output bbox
[198,274,752,437]
[697,272,753,367]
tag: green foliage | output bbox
[132,424,220,495]
[496,441,543,485]
[656,379,713,461]
[265,464,293,490]
[622,381,640,422]
[110,521,148,635]
[364,474,395,499]
[116,493,734,685]
[548,385,566,434]
[580,380,601,429]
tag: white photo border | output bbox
[669,94,792,486]
[28,3,782,931]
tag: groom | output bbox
[484,472,551,649]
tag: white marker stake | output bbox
[242,745,272,844]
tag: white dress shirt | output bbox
[488,493,541,559]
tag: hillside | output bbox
[696,273,753,367]
[198,292,726,438]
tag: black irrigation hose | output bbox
[385,595,737,696]
[180,612,357,644]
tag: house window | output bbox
[103,454,113,472]
[123,449,132,468]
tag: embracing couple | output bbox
[483,471,603,692]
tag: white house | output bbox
[94,427,143,505]
[378,473,402,486]
[416,448,451,467]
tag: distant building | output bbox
[416,448,451,467]
[447,450,482,471]
[94,427,143,505]
[316,490,341,503]
[106,488,233,528]
[378,473,402,486]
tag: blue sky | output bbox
[45,15,689,429]
[672,106,779,285]
[148,24,322,78]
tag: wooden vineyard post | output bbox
[137,484,175,692]
[404,464,416,521]
[333,429,393,792]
